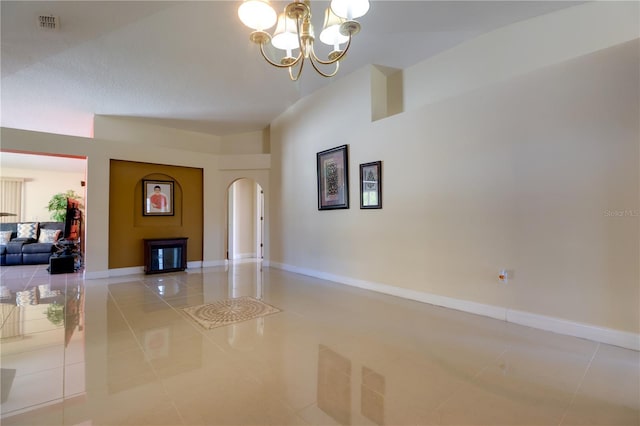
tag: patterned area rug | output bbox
[182,296,281,329]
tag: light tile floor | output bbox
[0,262,638,425]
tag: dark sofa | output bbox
[0,222,65,266]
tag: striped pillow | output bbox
[38,229,61,243]
[0,231,12,245]
[0,286,10,299]
[38,285,61,298]
[17,222,39,239]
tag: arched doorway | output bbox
[226,178,264,261]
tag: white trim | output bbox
[268,262,639,351]
[235,252,256,259]
[507,309,640,351]
[84,261,225,279]
[187,260,202,269]
[109,266,144,277]
[1,397,63,420]
[83,270,109,279]
[202,259,227,268]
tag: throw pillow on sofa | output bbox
[16,288,39,306]
[17,222,39,239]
[38,229,61,244]
[0,231,11,245]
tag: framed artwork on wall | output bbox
[143,180,174,216]
[360,161,382,209]
[317,145,349,210]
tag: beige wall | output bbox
[220,131,269,155]
[403,1,639,113]
[94,115,222,153]
[269,4,639,334]
[0,167,85,222]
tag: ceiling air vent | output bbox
[38,15,59,30]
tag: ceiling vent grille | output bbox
[38,15,59,30]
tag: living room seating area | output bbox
[0,222,65,266]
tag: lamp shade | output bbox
[319,7,349,46]
[271,12,299,50]
[238,0,277,30]
[330,0,369,20]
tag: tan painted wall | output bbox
[108,160,203,268]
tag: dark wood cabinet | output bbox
[143,237,188,274]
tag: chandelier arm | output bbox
[309,56,340,78]
[258,43,303,69]
[309,35,353,66]
[288,56,305,81]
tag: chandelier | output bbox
[238,0,370,81]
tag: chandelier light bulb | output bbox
[330,0,370,20]
[320,7,349,46]
[272,12,299,51]
[238,0,277,30]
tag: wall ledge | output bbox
[267,261,640,351]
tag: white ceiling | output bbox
[1,0,580,139]
[0,151,86,173]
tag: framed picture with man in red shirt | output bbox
[143,180,174,216]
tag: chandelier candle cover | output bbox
[238,0,370,80]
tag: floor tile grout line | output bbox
[428,344,511,422]
[113,276,232,422]
[106,287,182,414]
[557,341,601,426]
[138,276,249,425]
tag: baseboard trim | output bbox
[507,309,640,351]
[231,253,256,260]
[109,266,144,277]
[83,270,109,280]
[84,260,227,279]
[202,260,227,268]
[268,262,639,351]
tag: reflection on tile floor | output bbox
[1,262,638,425]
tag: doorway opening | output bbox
[226,178,264,262]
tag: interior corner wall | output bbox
[219,131,268,155]
[269,39,640,334]
[0,126,269,276]
[109,159,203,268]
